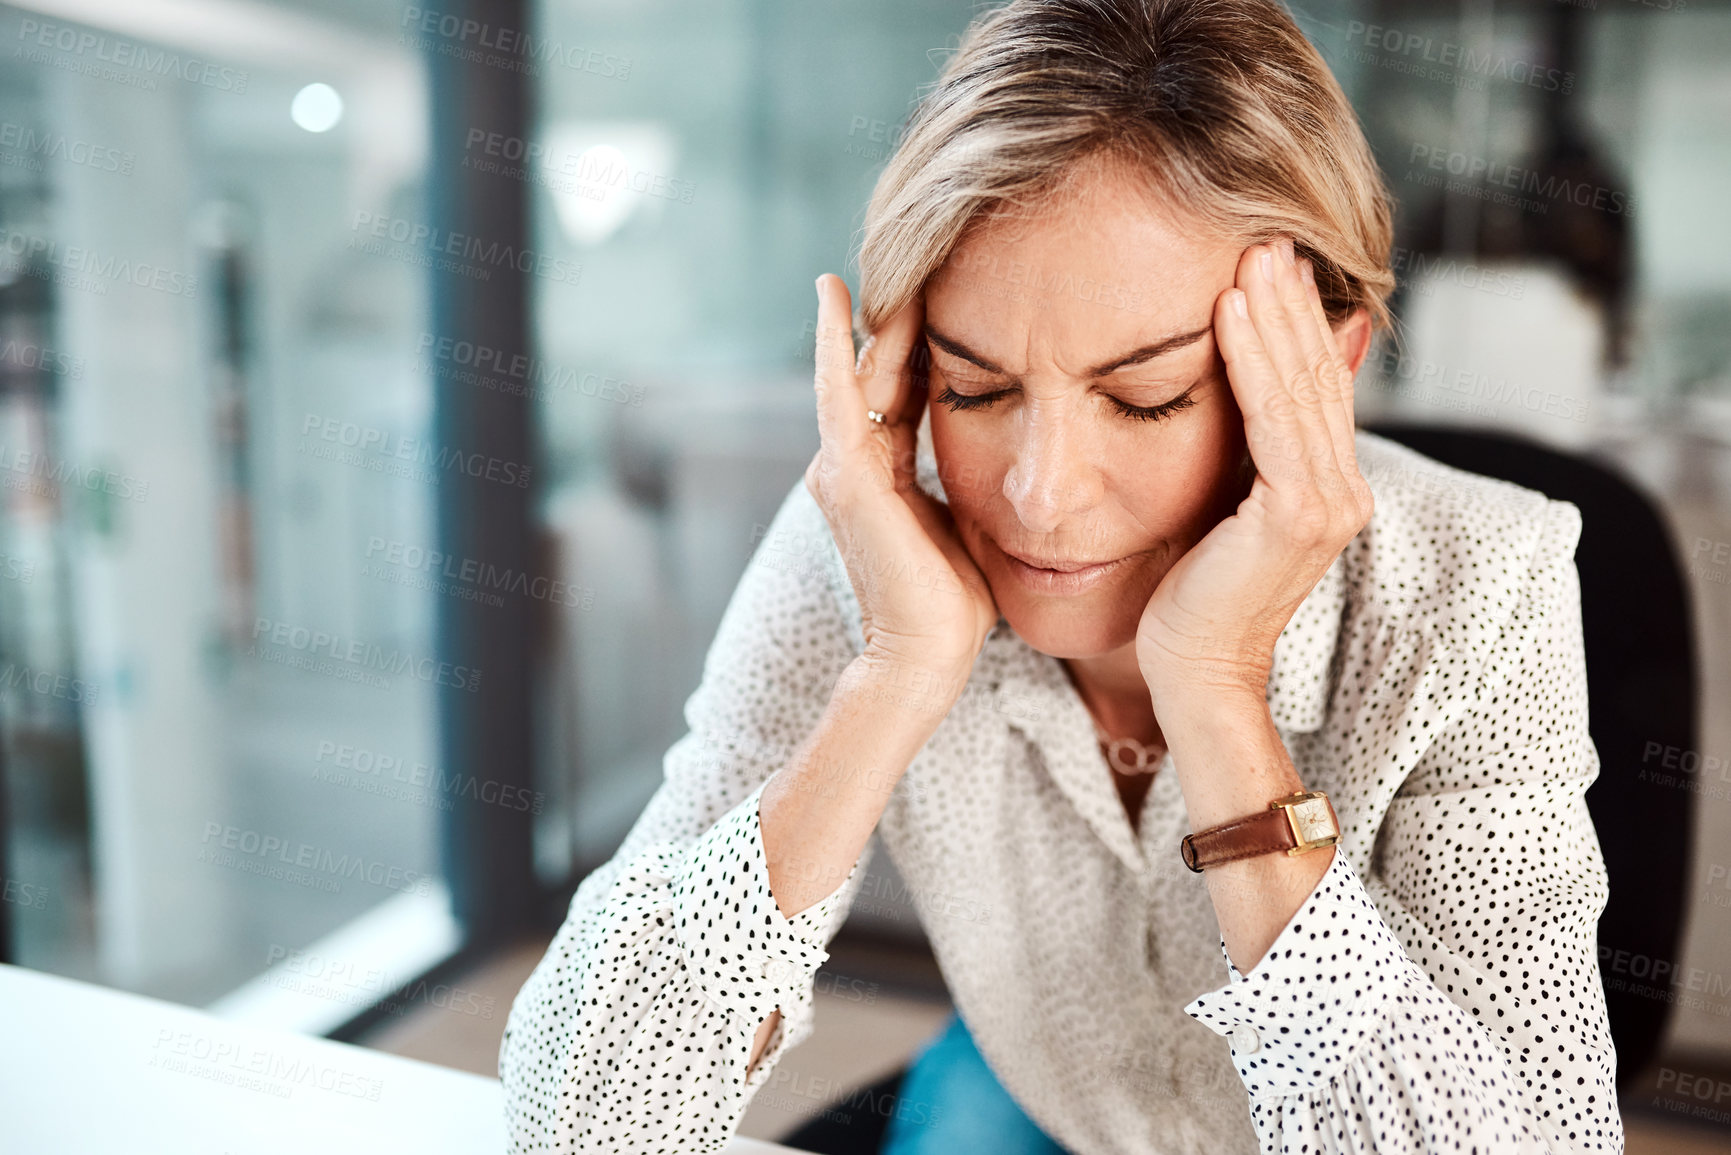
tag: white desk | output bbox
[0,962,804,1154]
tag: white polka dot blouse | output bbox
[499,429,1622,1154]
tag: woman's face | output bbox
[924,161,1257,660]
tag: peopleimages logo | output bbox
[1598,945,1731,1003]
[249,617,481,692]
[461,130,696,206]
[149,1029,383,1101]
[0,337,84,378]
[1,876,48,910]
[364,536,592,610]
[0,121,134,174]
[0,441,148,502]
[399,7,631,80]
[415,334,645,405]
[349,210,582,286]
[1390,246,1527,300]
[0,227,198,297]
[264,944,498,1019]
[312,740,545,815]
[1343,20,1574,93]
[16,20,250,93]
[0,662,97,706]
[199,822,435,898]
[1407,143,1636,218]
[298,413,532,489]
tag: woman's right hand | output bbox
[803,274,999,702]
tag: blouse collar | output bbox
[973,547,1350,878]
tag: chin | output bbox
[992,587,1141,660]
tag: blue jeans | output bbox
[879,1012,1070,1154]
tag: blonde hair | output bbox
[854,0,1395,338]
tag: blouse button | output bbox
[760,959,796,984]
[1229,1023,1262,1055]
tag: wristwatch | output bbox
[1180,790,1340,872]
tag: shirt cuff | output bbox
[671,779,860,1023]
[1181,847,1410,1098]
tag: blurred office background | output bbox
[0,0,1728,1148]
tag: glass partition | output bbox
[0,0,456,1024]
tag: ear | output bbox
[1332,309,1374,378]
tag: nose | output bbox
[1000,406,1101,535]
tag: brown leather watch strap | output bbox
[1180,791,1339,872]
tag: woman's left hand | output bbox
[1135,237,1373,704]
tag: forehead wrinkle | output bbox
[927,229,1228,382]
[1023,312,1214,386]
[925,314,1213,388]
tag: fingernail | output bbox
[815,276,825,297]
[1279,238,1295,265]
[1232,289,1248,319]
[1299,259,1315,287]
[1259,252,1274,283]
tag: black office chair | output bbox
[784,423,1698,1154]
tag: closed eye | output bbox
[932,385,1012,412]
[1107,386,1198,423]
[933,381,1200,423]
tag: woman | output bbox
[500,1,1621,1152]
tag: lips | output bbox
[998,546,1120,573]
[996,542,1128,596]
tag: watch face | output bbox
[1288,797,1337,844]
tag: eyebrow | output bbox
[922,322,1212,379]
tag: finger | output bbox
[851,292,932,493]
[1296,256,1361,470]
[1273,250,1355,481]
[1214,280,1304,492]
[1238,239,1342,490]
[855,292,928,426]
[1245,239,1341,474]
[1267,254,1357,495]
[812,274,867,456]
